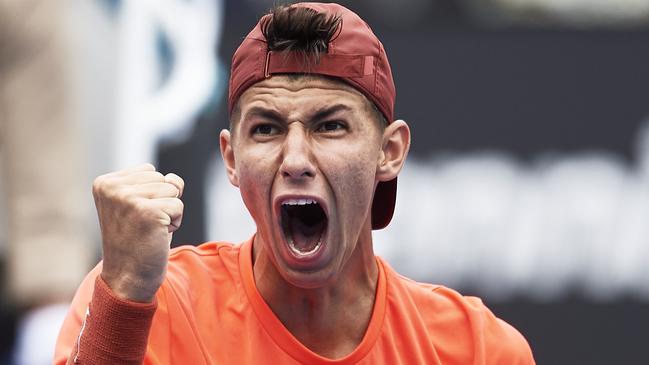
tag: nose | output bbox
[279,125,316,180]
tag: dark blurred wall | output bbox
[388,29,649,160]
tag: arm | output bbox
[55,272,157,365]
[55,164,184,364]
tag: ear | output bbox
[220,129,239,187]
[376,120,411,182]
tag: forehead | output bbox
[235,75,373,118]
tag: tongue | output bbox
[289,215,325,252]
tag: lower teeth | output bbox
[288,239,322,256]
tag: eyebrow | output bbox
[242,104,353,124]
[242,107,283,123]
[310,104,353,122]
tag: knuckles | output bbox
[92,175,107,197]
[92,169,185,228]
[174,198,185,213]
[93,176,130,203]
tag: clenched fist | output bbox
[93,164,184,303]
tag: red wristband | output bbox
[70,276,157,364]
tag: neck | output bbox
[252,228,378,359]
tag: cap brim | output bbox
[371,178,397,230]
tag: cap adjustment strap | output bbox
[264,51,375,78]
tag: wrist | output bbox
[100,270,162,303]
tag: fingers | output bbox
[93,164,185,203]
[99,167,162,186]
[114,163,156,176]
[147,198,184,232]
[130,183,180,199]
[117,171,165,184]
[117,166,184,231]
[164,173,185,198]
[100,165,184,196]
[93,164,185,232]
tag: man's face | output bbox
[224,75,385,289]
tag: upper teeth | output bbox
[282,198,316,206]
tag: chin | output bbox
[277,263,339,289]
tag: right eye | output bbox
[252,124,279,135]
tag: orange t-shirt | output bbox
[55,237,534,364]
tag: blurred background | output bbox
[1,0,648,363]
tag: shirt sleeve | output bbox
[55,268,158,365]
[466,296,536,365]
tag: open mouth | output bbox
[280,198,328,257]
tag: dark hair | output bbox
[261,5,341,63]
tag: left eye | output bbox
[317,121,345,132]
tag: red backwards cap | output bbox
[228,2,397,229]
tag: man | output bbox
[55,3,535,364]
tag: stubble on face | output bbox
[229,75,383,293]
